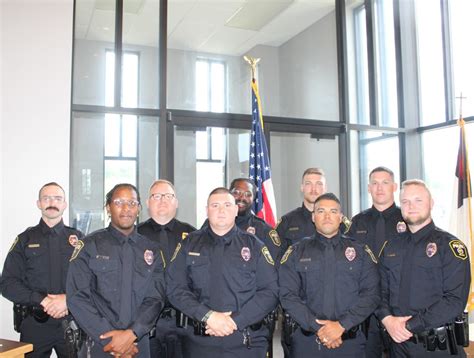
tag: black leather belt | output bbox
[301,324,361,340]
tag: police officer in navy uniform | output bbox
[138,179,195,358]
[67,183,166,357]
[1,182,83,358]
[166,187,279,358]
[378,179,471,357]
[348,166,404,357]
[276,168,327,254]
[279,193,380,357]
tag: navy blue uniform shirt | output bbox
[279,233,380,332]
[276,204,315,254]
[377,221,471,333]
[348,203,403,258]
[166,225,279,329]
[138,217,195,267]
[66,225,166,346]
[1,219,83,305]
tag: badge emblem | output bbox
[396,221,407,233]
[241,247,251,261]
[69,235,79,247]
[246,226,256,235]
[426,242,437,258]
[144,250,154,265]
[345,247,356,261]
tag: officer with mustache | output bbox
[1,182,83,357]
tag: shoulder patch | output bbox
[342,216,352,234]
[280,246,294,265]
[182,232,189,240]
[9,236,19,253]
[261,246,275,265]
[170,243,181,262]
[269,230,281,247]
[70,240,84,261]
[364,245,378,264]
[449,240,468,260]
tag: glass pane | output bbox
[121,52,139,108]
[71,112,159,233]
[211,127,226,160]
[122,115,138,157]
[415,0,445,125]
[350,130,400,214]
[422,123,474,230]
[373,0,398,127]
[195,130,209,160]
[270,132,340,217]
[346,0,370,125]
[73,0,116,106]
[122,0,160,109]
[450,0,474,118]
[104,114,120,156]
[175,126,250,228]
[168,1,338,121]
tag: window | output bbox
[195,59,227,112]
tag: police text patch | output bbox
[449,240,468,260]
[269,230,281,247]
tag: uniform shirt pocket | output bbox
[186,255,210,290]
[90,258,119,293]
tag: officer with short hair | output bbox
[348,166,404,357]
[166,187,279,358]
[279,193,380,357]
[0,182,83,358]
[138,179,195,358]
[378,179,471,357]
[67,183,166,357]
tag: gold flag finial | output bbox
[243,56,260,79]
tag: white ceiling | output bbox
[75,0,335,56]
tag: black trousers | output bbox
[182,325,270,358]
[290,328,366,358]
[150,316,186,358]
[365,314,386,358]
[390,340,466,358]
[20,316,68,358]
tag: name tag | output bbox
[96,255,110,260]
[356,230,367,234]
[28,244,40,248]
[289,227,299,231]
[299,258,311,262]
[189,252,200,256]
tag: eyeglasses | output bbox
[230,189,253,198]
[40,196,64,203]
[112,199,140,207]
[150,193,175,201]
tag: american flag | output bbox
[249,78,277,227]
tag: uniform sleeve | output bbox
[66,242,115,346]
[130,250,166,339]
[166,241,211,322]
[0,236,46,305]
[338,245,380,330]
[231,246,279,329]
[276,217,290,257]
[407,239,471,333]
[278,246,321,332]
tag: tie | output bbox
[398,236,415,314]
[209,240,224,309]
[374,211,386,256]
[158,227,170,265]
[119,238,134,326]
[48,231,61,293]
[322,240,336,320]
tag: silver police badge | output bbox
[396,221,407,233]
[246,226,256,235]
[241,247,251,261]
[144,250,154,265]
[345,247,356,261]
[426,242,437,258]
[68,235,79,247]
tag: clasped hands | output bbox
[205,311,237,337]
[315,319,345,349]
